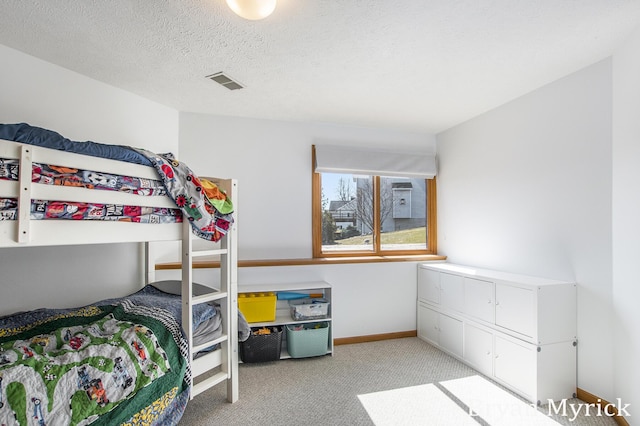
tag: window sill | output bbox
[155,254,447,270]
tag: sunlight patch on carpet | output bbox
[440,376,560,426]
[358,376,564,426]
[358,383,478,426]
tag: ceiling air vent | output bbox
[206,72,244,90]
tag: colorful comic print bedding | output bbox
[0,301,190,426]
[0,198,182,223]
[131,149,233,242]
[0,159,167,196]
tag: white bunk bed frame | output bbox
[0,138,238,402]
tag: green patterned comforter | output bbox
[0,301,189,425]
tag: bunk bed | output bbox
[0,123,239,425]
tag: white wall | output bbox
[437,60,615,400]
[0,44,179,315]
[173,112,437,338]
[179,113,437,260]
[612,27,640,418]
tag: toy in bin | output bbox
[239,326,283,363]
[289,298,330,321]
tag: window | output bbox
[312,145,437,257]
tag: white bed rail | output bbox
[0,139,183,247]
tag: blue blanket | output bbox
[0,123,152,166]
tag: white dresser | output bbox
[417,263,577,405]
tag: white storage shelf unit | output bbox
[417,263,577,405]
[238,281,332,359]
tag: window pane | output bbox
[321,173,374,252]
[380,176,427,251]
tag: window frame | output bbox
[312,146,437,258]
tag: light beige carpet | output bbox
[358,375,564,426]
[179,338,619,426]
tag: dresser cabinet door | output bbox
[417,302,439,345]
[495,283,535,338]
[418,268,440,304]
[464,277,494,323]
[439,273,464,312]
[438,312,463,358]
[418,303,463,359]
[464,323,493,376]
[494,335,537,400]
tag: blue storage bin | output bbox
[286,322,329,358]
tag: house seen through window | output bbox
[320,173,432,254]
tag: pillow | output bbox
[149,280,216,296]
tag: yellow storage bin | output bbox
[238,292,277,323]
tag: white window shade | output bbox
[314,145,437,178]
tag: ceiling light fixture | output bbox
[226,0,276,20]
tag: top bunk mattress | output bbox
[0,123,234,247]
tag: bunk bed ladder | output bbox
[181,179,238,403]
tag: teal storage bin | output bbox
[286,322,330,358]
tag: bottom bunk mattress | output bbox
[0,285,219,426]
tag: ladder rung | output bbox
[191,372,228,398]
[192,249,228,258]
[193,334,227,354]
[192,291,227,305]
[192,350,222,377]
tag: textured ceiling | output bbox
[1,1,640,133]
